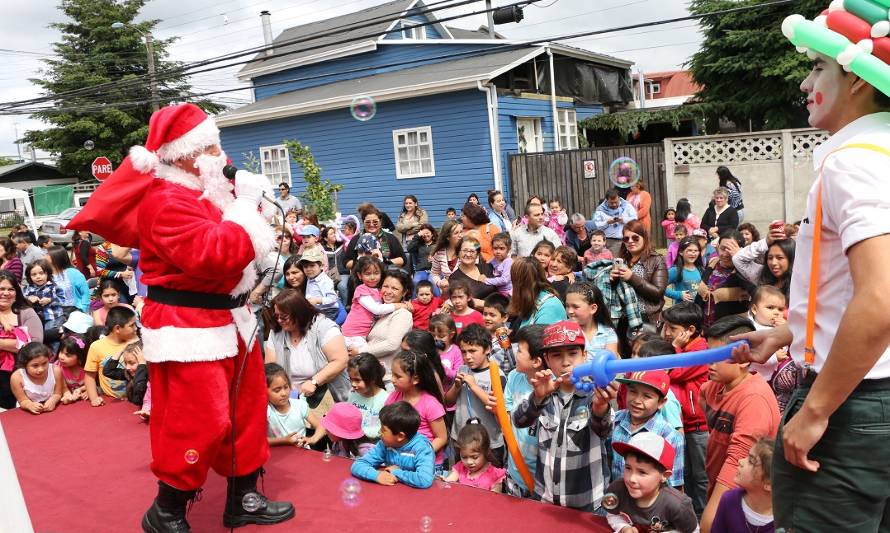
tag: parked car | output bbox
[39,207,102,245]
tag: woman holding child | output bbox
[364,268,414,380]
[446,236,495,308]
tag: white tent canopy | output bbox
[0,187,38,236]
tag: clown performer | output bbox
[731,4,890,532]
[68,103,294,532]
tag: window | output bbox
[393,126,435,179]
[649,82,661,95]
[517,118,543,153]
[401,22,426,40]
[259,145,291,184]
[557,109,578,150]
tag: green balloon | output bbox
[870,0,890,7]
[851,52,890,97]
[791,20,850,57]
[845,0,889,25]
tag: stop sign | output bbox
[91,156,114,181]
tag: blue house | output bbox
[218,0,634,225]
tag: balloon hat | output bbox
[570,340,748,391]
[782,0,890,97]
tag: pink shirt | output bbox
[386,390,446,463]
[453,461,506,491]
[439,344,463,413]
[341,284,381,337]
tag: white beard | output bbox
[193,153,234,212]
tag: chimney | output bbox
[260,11,273,56]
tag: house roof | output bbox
[635,70,700,99]
[445,26,502,40]
[218,46,541,127]
[0,161,62,178]
[239,0,457,80]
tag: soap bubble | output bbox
[183,449,199,464]
[340,478,362,507]
[608,157,640,189]
[83,140,95,150]
[601,492,619,511]
[323,448,332,462]
[242,492,262,512]
[350,95,377,122]
[420,515,433,532]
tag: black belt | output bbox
[147,286,247,310]
[801,370,890,392]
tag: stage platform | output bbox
[3,400,610,532]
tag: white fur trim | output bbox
[230,262,259,298]
[154,163,203,191]
[142,324,238,363]
[223,197,276,266]
[157,117,221,163]
[130,145,159,173]
[231,306,259,348]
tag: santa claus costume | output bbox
[69,103,294,532]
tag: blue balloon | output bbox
[571,340,748,391]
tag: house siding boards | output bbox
[253,43,504,99]
[220,90,493,227]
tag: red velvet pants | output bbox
[148,338,269,491]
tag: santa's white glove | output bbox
[233,170,271,206]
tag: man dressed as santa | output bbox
[70,103,294,532]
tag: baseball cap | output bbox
[616,370,671,398]
[691,228,708,238]
[297,247,326,266]
[542,320,586,350]
[299,224,320,237]
[612,431,675,472]
[320,403,366,440]
[356,233,379,253]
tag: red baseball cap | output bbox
[616,370,671,398]
[613,432,676,472]
[542,320,586,350]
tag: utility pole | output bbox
[112,22,159,112]
[12,122,22,162]
[486,0,495,38]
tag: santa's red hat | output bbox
[129,103,221,173]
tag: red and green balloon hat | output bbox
[783,0,890,96]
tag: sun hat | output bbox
[320,403,366,440]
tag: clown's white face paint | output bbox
[800,53,854,134]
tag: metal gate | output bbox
[508,144,668,247]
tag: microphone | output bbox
[222,164,277,204]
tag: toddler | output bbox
[544,199,568,243]
[283,210,299,241]
[665,224,690,268]
[513,320,617,511]
[101,341,149,407]
[57,335,88,403]
[347,353,389,439]
[445,207,457,220]
[84,306,138,406]
[299,248,339,320]
[444,324,506,466]
[411,280,442,330]
[712,438,775,533]
[548,246,577,302]
[342,257,407,353]
[483,232,513,296]
[351,401,435,488]
[10,342,64,414]
[429,314,463,392]
[747,285,789,382]
[298,224,325,262]
[584,230,613,265]
[265,363,325,448]
[321,402,375,458]
[604,432,698,533]
[443,422,506,492]
[91,279,122,327]
[408,224,438,295]
[447,279,484,334]
[661,207,678,242]
[23,259,65,332]
[481,293,514,374]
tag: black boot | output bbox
[223,468,295,528]
[142,481,198,533]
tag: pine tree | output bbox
[23,0,222,178]
[688,0,825,130]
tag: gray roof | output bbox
[0,162,60,177]
[220,46,538,125]
[240,0,437,77]
[445,26,501,40]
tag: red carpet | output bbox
[3,400,610,532]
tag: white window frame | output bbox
[401,21,426,40]
[649,82,661,95]
[392,126,435,179]
[517,117,543,153]
[259,144,292,185]
[557,109,578,150]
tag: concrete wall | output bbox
[664,129,826,234]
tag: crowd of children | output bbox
[4,189,800,533]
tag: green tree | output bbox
[284,140,343,222]
[0,157,16,166]
[22,0,221,179]
[688,0,825,130]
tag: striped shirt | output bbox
[609,409,685,488]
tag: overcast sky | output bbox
[0,0,702,163]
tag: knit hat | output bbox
[541,320,586,350]
[613,432,676,472]
[129,103,221,173]
[782,1,890,97]
[320,403,366,440]
[616,370,671,398]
